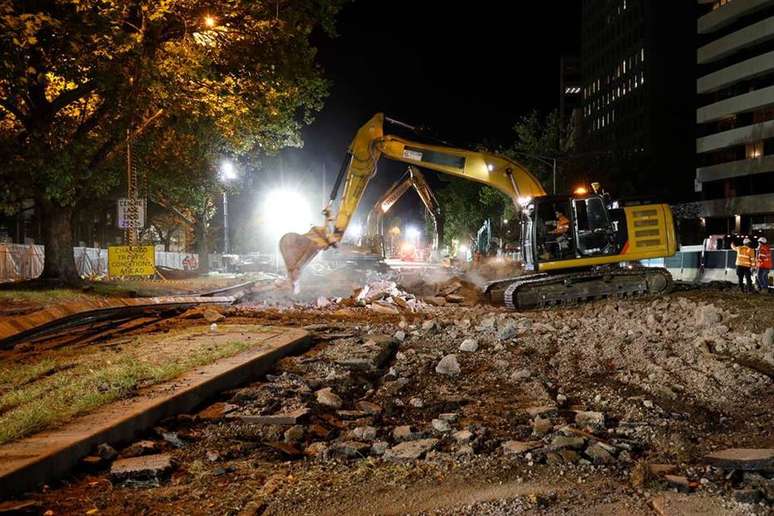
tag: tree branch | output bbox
[0,98,26,122]
[151,195,196,226]
[49,80,98,114]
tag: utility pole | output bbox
[222,190,229,254]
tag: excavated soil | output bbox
[8,285,774,515]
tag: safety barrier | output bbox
[0,245,219,282]
[642,248,771,285]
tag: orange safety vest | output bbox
[735,245,754,268]
[556,214,570,234]
[758,243,772,269]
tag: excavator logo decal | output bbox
[403,146,466,171]
[403,149,423,161]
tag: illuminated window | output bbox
[746,142,763,159]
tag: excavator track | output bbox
[501,267,673,310]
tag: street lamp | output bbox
[510,151,559,195]
[220,160,237,254]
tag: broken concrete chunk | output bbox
[284,425,305,443]
[110,454,174,482]
[694,304,721,327]
[394,330,406,342]
[703,448,774,471]
[510,369,532,381]
[96,443,118,461]
[585,443,615,464]
[304,442,328,457]
[445,294,465,303]
[525,405,558,418]
[663,475,696,490]
[424,296,447,307]
[238,407,310,425]
[351,426,378,441]
[532,417,553,436]
[328,441,371,459]
[393,425,421,442]
[421,319,437,332]
[496,322,518,341]
[502,440,542,455]
[383,439,439,461]
[121,440,159,458]
[431,418,451,433]
[575,411,605,431]
[648,464,678,477]
[435,354,461,376]
[549,435,586,451]
[370,301,400,315]
[355,400,382,415]
[197,402,237,421]
[459,338,478,352]
[315,388,343,409]
[762,327,774,348]
[477,317,496,330]
[203,308,226,323]
[371,441,390,456]
[453,430,474,443]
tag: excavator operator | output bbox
[544,208,571,259]
[551,209,570,237]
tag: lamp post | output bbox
[510,151,559,194]
[220,160,237,254]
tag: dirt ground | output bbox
[6,283,774,515]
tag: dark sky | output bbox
[240,1,582,246]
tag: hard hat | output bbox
[743,238,751,244]
[760,237,768,243]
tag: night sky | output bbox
[237,1,582,248]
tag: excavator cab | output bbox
[521,193,620,271]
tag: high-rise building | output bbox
[579,0,695,199]
[695,0,774,237]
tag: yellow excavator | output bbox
[280,113,677,309]
[363,165,442,258]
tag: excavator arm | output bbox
[363,166,442,255]
[364,170,414,242]
[408,166,443,251]
[280,113,546,287]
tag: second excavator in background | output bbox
[280,113,677,309]
[362,165,443,259]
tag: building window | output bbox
[746,142,764,159]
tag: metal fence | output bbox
[0,245,216,282]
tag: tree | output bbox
[0,0,345,281]
[501,109,569,191]
[436,177,511,249]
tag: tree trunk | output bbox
[39,199,80,283]
[195,217,209,274]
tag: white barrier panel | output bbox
[0,245,204,282]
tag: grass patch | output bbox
[0,289,98,305]
[0,329,262,445]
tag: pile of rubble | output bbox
[43,288,772,513]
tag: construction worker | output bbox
[731,238,755,293]
[550,209,571,236]
[756,237,771,293]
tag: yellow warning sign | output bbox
[108,246,155,277]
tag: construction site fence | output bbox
[642,247,772,285]
[0,245,222,282]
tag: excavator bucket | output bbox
[279,232,323,291]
